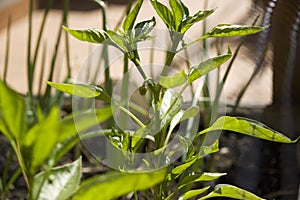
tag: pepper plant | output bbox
[1,0,298,200]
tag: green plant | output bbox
[46,0,299,199]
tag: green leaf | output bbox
[23,106,112,175]
[123,0,143,31]
[180,172,226,189]
[0,81,26,141]
[159,69,187,88]
[48,82,111,103]
[22,107,61,175]
[199,116,300,143]
[32,157,82,200]
[169,0,183,30]
[60,106,113,141]
[180,186,210,200]
[180,106,199,122]
[134,17,156,40]
[199,184,265,200]
[201,24,267,39]
[160,89,183,128]
[63,26,109,44]
[188,48,232,83]
[181,9,214,33]
[172,156,198,175]
[72,168,167,200]
[150,0,174,30]
[106,30,129,52]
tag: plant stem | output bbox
[27,0,33,95]
[3,16,11,83]
[116,103,145,128]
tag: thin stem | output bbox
[63,0,71,78]
[3,16,11,83]
[10,141,30,191]
[131,57,148,80]
[116,102,145,128]
[27,0,33,95]
[120,55,129,128]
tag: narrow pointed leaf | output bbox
[63,26,109,44]
[150,0,174,29]
[0,81,26,141]
[199,116,300,143]
[159,69,187,88]
[172,156,198,175]
[201,24,267,39]
[180,172,226,189]
[123,0,143,31]
[72,168,167,200]
[181,9,214,33]
[199,184,265,200]
[22,107,61,175]
[32,157,82,200]
[160,89,183,127]
[188,48,232,83]
[180,187,210,200]
[134,17,156,40]
[48,82,111,102]
[169,0,183,30]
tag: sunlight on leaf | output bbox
[32,157,81,200]
[72,168,167,200]
[201,24,267,39]
[180,186,210,200]
[199,116,300,143]
[123,0,143,31]
[180,172,226,189]
[150,0,174,30]
[159,69,187,88]
[188,48,232,83]
[0,81,26,141]
[63,26,109,44]
[48,82,111,102]
[199,184,265,200]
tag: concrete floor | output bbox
[0,0,272,106]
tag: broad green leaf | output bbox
[63,26,109,44]
[172,156,198,175]
[150,0,174,30]
[201,24,267,39]
[180,172,226,189]
[201,140,219,156]
[106,30,129,52]
[188,48,232,83]
[160,89,183,128]
[159,69,187,88]
[72,168,167,200]
[180,106,199,122]
[199,116,300,143]
[180,186,210,200]
[47,134,79,167]
[23,106,112,175]
[199,184,265,200]
[134,17,156,40]
[169,0,183,30]
[32,157,82,200]
[60,106,113,141]
[22,107,62,175]
[123,0,143,31]
[181,9,214,33]
[0,81,26,141]
[48,82,111,103]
